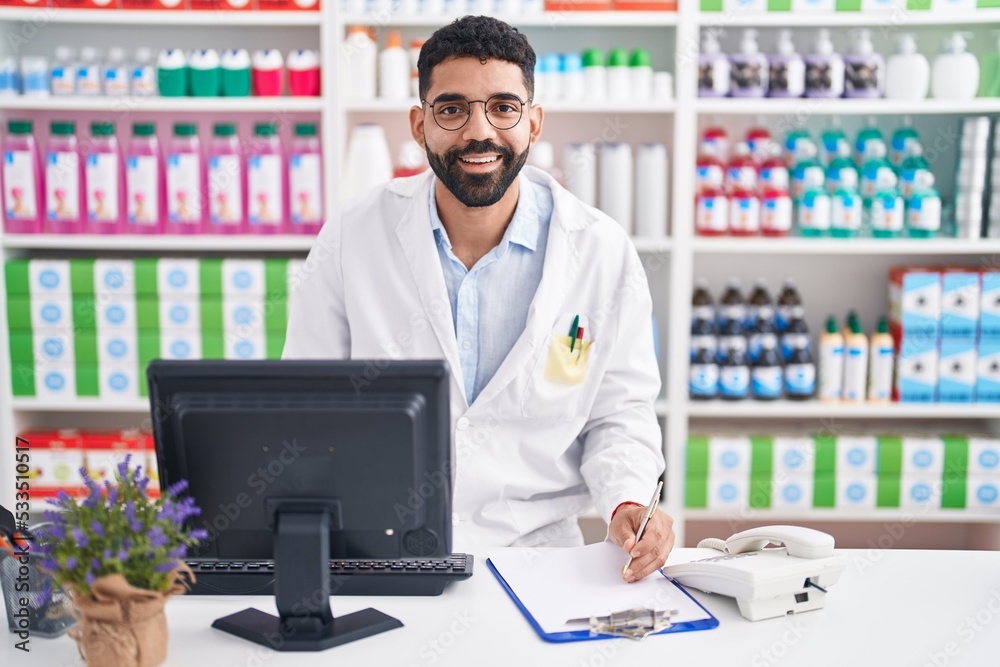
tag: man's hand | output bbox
[608,505,675,583]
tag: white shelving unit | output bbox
[1,3,999,549]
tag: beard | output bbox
[426,139,529,208]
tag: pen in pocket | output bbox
[575,327,585,365]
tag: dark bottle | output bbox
[776,277,802,332]
[718,334,750,401]
[689,345,720,400]
[690,316,717,360]
[784,338,817,401]
[781,305,810,361]
[718,277,746,331]
[747,277,773,330]
[748,305,778,363]
[752,333,783,401]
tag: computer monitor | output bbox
[147,359,452,652]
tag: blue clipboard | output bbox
[486,558,719,643]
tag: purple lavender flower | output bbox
[125,502,142,532]
[103,549,113,560]
[148,527,169,549]
[85,572,95,586]
[117,454,133,481]
[92,558,101,571]
[166,479,189,497]
[190,529,209,542]
[40,557,59,572]
[153,561,176,574]
[92,521,105,538]
[105,483,118,506]
[65,556,77,570]
[71,527,89,549]
[167,545,186,559]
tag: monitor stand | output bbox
[211,504,402,651]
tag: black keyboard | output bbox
[183,554,473,597]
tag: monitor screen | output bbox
[147,359,452,561]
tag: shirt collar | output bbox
[429,173,540,253]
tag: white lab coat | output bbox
[283,166,664,552]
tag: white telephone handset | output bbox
[662,525,846,622]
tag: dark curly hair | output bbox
[417,15,536,102]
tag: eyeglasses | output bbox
[422,94,531,131]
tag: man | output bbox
[284,16,673,582]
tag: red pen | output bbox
[575,327,585,364]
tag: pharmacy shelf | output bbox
[0,7,321,26]
[343,99,676,113]
[690,237,1000,256]
[694,98,1000,116]
[0,233,315,252]
[10,398,150,413]
[686,400,1000,420]
[684,508,1000,524]
[340,11,678,27]
[694,8,1000,28]
[0,96,324,113]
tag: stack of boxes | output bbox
[889,265,1000,403]
[5,257,305,401]
[955,117,990,240]
[685,433,1000,512]
[990,119,1000,239]
[23,428,159,509]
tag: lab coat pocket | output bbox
[522,334,597,421]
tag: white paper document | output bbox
[487,542,714,635]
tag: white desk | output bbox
[4,548,1000,666]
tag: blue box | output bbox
[941,271,980,338]
[939,338,977,403]
[977,339,1000,403]
[982,272,1000,339]
[889,268,941,337]
[895,333,938,403]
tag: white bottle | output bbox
[699,30,730,98]
[634,143,668,238]
[582,49,607,104]
[343,26,377,101]
[345,124,392,194]
[729,28,769,97]
[599,143,634,235]
[867,317,894,403]
[103,47,130,97]
[51,46,77,96]
[885,34,929,101]
[131,47,157,97]
[818,316,844,402]
[931,32,980,100]
[378,30,409,101]
[527,141,561,182]
[805,29,845,99]
[843,319,869,403]
[607,49,631,103]
[768,29,805,98]
[77,47,102,96]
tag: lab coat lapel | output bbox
[472,193,580,409]
[394,176,468,407]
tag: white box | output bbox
[156,258,200,297]
[933,0,977,9]
[28,259,71,295]
[836,436,878,474]
[99,363,140,400]
[938,338,977,403]
[978,339,1000,403]
[941,271,980,338]
[966,477,1000,509]
[31,295,73,331]
[34,330,75,364]
[222,259,266,295]
[969,438,1000,476]
[900,475,943,509]
[159,295,201,331]
[861,0,904,11]
[889,268,941,336]
[96,294,137,331]
[223,296,266,332]
[772,475,813,510]
[31,446,85,489]
[708,436,752,475]
[224,331,267,360]
[707,474,749,510]
[161,331,202,360]
[773,436,815,477]
[836,475,877,509]
[902,436,945,475]
[791,0,834,10]
[97,331,137,365]
[982,272,1000,338]
[722,0,766,11]
[35,363,77,400]
[94,259,136,297]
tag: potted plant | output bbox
[34,454,206,667]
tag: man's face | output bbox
[410,56,543,208]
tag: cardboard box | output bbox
[94,259,136,297]
[966,476,1000,509]
[27,259,72,295]
[889,267,941,337]
[900,474,943,509]
[157,258,200,296]
[941,270,980,338]
[894,332,939,402]
[771,474,814,510]
[976,338,1000,403]
[707,474,749,510]
[160,295,202,331]
[99,363,140,399]
[707,435,753,474]
[836,474,878,509]
[221,259,266,295]
[23,429,85,492]
[938,338,977,403]
[835,436,878,474]
[161,331,203,360]
[772,436,815,477]
[901,436,945,474]
[969,437,1000,475]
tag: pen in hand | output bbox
[622,481,663,579]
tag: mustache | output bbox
[446,141,515,162]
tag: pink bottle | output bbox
[246,122,286,234]
[695,144,725,195]
[2,119,44,234]
[45,121,85,234]
[84,122,125,234]
[725,142,758,194]
[251,49,284,97]
[288,122,323,235]
[207,123,246,235]
[126,122,166,234]
[287,49,320,97]
[165,122,206,235]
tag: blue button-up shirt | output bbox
[430,174,553,406]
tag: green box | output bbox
[877,474,901,508]
[768,0,792,8]
[687,435,710,474]
[877,436,903,475]
[700,0,723,9]
[685,477,708,509]
[835,0,861,8]
[813,473,836,508]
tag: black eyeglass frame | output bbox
[421,94,533,131]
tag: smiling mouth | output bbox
[459,155,500,164]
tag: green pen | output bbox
[569,315,580,352]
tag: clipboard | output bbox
[486,543,719,643]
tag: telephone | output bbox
[661,525,847,622]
